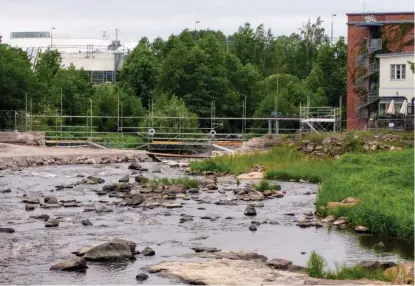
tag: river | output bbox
[0,162,412,284]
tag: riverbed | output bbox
[0,162,412,284]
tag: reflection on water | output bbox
[358,234,414,260]
[0,163,413,284]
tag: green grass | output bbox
[191,143,414,243]
[317,149,414,243]
[307,251,391,282]
[254,179,281,192]
[147,177,199,190]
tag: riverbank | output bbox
[190,133,414,243]
[0,143,150,170]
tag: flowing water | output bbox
[0,163,412,285]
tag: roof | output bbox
[376,52,414,58]
[347,20,414,25]
[346,12,414,16]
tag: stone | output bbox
[180,215,193,223]
[249,224,257,231]
[357,261,380,270]
[111,238,137,253]
[297,221,315,228]
[82,219,93,226]
[206,183,218,190]
[136,273,149,281]
[0,228,15,233]
[355,225,370,233]
[63,202,82,208]
[215,251,268,262]
[96,205,113,213]
[248,201,264,208]
[50,257,87,271]
[128,162,142,170]
[118,175,130,183]
[84,158,96,164]
[131,194,145,206]
[201,216,212,220]
[44,195,58,205]
[86,176,105,184]
[141,246,155,256]
[83,204,96,212]
[267,258,293,270]
[102,184,117,192]
[45,219,59,227]
[215,200,237,206]
[375,242,385,248]
[162,203,182,209]
[83,241,135,261]
[341,197,358,203]
[251,221,261,226]
[25,204,35,211]
[168,184,185,194]
[187,188,199,194]
[333,218,347,226]
[244,206,257,216]
[320,215,336,223]
[384,262,414,284]
[285,213,295,216]
[30,214,50,221]
[269,220,279,225]
[191,247,221,253]
[152,169,162,173]
[22,197,40,204]
[135,175,148,184]
[237,172,264,180]
[379,261,397,270]
[1,188,11,193]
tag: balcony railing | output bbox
[369,38,382,53]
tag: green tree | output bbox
[118,43,161,107]
[140,94,199,137]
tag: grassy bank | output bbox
[191,145,414,243]
[307,251,392,281]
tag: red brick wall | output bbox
[346,13,414,130]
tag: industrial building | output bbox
[7,31,126,84]
[346,11,414,130]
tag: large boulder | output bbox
[118,175,130,183]
[141,246,155,256]
[214,251,267,262]
[83,241,135,261]
[45,219,59,227]
[267,258,293,270]
[50,257,87,271]
[128,162,142,170]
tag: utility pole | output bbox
[330,14,337,43]
[194,21,200,41]
[117,92,120,133]
[50,27,55,48]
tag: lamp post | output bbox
[330,14,337,43]
[50,27,56,48]
[194,20,200,41]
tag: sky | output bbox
[1,0,413,45]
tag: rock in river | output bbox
[249,224,257,231]
[83,241,135,261]
[45,219,59,227]
[83,204,96,212]
[141,246,155,256]
[244,206,257,216]
[191,247,221,253]
[136,273,149,281]
[44,195,58,205]
[82,219,93,226]
[118,175,130,183]
[355,225,370,233]
[0,228,15,233]
[50,257,87,271]
[128,162,142,170]
[1,188,11,193]
[22,197,40,204]
[131,194,145,206]
[25,204,35,211]
[30,214,50,221]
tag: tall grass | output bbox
[254,179,281,191]
[307,251,391,281]
[147,177,199,190]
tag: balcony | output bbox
[369,38,382,53]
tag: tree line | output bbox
[0,17,347,134]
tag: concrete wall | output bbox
[61,52,116,71]
[378,54,414,101]
[0,132,45,146]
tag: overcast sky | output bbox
[1,0,413,44]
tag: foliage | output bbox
[148,177,199,190]
[254,179,281,192]
[307,251,391,281]
[140,94,200,137]
[408,61,414,73]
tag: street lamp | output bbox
[50,27,56,48]
[331,14,337,43]
[194,21,200,41]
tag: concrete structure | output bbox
[7,31,125,84]
[0,131,45,146]
[376,52,414,115]
[346,12,414,129]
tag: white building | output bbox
[7,31,126,84]
[376,52,414,115]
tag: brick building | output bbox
[346,12,414,130]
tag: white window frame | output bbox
[390,64,406,80]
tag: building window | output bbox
[390,64,406,80]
